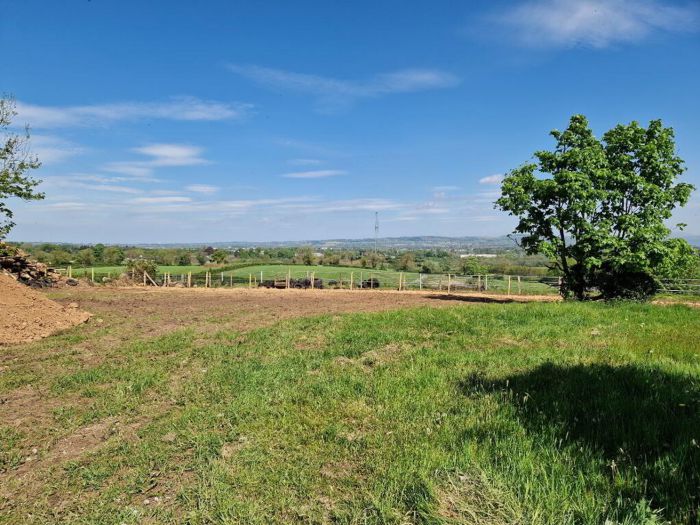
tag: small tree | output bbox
[295,246,315,266]
[102,246,125,265]
[395,252,416,272]
[76,248,95,267]
[1,96,43,238]
[460,256,485,276]
[497,115,695,300]
[211,249,228,264]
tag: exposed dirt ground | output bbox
[0,273,91,346]
[43,286,559,337]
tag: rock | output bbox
[67,302,79,309]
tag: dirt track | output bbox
[45,286,559,338]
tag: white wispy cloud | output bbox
[282,169,345,179]
[432,185,461,192]
[102,163,156,178]
[131,196,192,204]
[133,144,207,167]
[39,175,143,194]
[15,96,249,128]
[497,0,698,48]
[479,174,504,185]
[103,143,208,178]
[228,64,459,111]
[29,135,84,165]
[185,184,219,194]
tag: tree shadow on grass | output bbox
[461,363,700,523]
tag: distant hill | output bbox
[17,234,699,251]
[133,234,700,251]
[132,236,522,251]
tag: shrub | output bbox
[124,258,158,282]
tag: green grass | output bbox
[66,263,562,294]
[69,265,210,277]
[2,301,699,523]
[225,263,411,281]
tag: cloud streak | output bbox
[282,169,345,179]
[16,96,249,128]
[185,184,219,194]
[496,0,698,48]
[103,143,209,178]
[29,135,84,165]
[228,64,459,112]
[479,174,503,185]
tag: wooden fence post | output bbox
[249,273,252,288]
[477,275,481,291]
[91,268,94,283]
[143,271,147,286]
[187,272,192,288]
[350,272,353,290]
[485,275,489,291]
[447,274,452,293]
[517,275,521,294]
[311,272,315,289]
[419,273,422,290]
[68,265,72,278]
[507,275,512,296]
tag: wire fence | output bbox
[52,265,700,297]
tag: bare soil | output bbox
[0,273,91,346]
[44,286,558,337]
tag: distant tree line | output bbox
[9,240,648,277]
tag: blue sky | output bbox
[3,0,699,243]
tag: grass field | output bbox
[69,265,209,278]
[1,289,698,524]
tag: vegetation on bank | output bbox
[1,301,698,523]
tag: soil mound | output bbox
[0,273,91,345]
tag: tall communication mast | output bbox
[374,211,379,254]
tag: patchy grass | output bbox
[1,301,699,524]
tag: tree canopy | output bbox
[0,96,43,238]
[496,115,695,300]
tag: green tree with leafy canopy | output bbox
[210,249,228,264]
[1,96,43,238]
[460,256,486,276]
[496,115,694,300]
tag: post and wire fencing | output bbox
[54,266,700,297]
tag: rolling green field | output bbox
[1,294,698,524]
[68,265,209,278]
